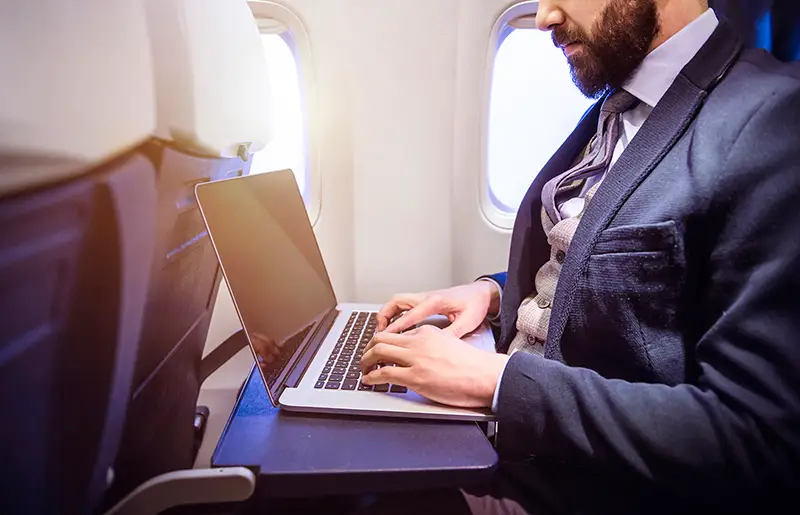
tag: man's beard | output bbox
[552,0,661,98]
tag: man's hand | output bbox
[360,325,509,408]
[376,281,501,338]
[251,332,281,364]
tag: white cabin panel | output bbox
[206,0,531,354]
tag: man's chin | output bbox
[568,68,607,99]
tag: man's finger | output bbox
[360,364,412,387]
[360,343,412,373]
[372,331,415,346]
[442,312,481,339]
[384,296,445,333]
[376,294,422,331]
[362,330,414,355]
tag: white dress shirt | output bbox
[490,8,720,412]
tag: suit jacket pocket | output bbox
[577,220,687,383]
[593,220,680,255]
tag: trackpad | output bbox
[414,314,451,330]
[414,315,496,353]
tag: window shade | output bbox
[508,15,538,30]
[256,18,288,35]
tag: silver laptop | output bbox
[195,170,495,421]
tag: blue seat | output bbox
[0,1,157,512]
[105,0,272,507]
[711,0,800,61]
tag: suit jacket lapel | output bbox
[499,102,602,352]
[545,20,743,361]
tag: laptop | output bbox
[195,170,495,421]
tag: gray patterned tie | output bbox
[541,89,639,224]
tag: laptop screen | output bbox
[196,170,337,401]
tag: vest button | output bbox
[555,250,566,264]
[536,297,551,309]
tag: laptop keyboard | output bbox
[313,311,408,393]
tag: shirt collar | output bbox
[623,9,719,108]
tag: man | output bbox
[359,0,800,513]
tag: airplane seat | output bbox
[106,0,271,506]
[0,0,158,513]
[711,0,800,61]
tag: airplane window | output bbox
[250,30,308,202]
[487,27,595,213]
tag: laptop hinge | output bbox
[279,308,339,393]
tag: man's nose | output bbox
[536,1,566,31]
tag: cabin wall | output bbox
[205,0,519,353]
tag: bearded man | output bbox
[357,0,800,513]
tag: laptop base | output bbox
[279,303,496,422]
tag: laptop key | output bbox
[329,374,344,382]
[390,385,408,393]
[315,381,325,389]
[358,382,373,391]
[318,374,328,382]
[349,365,361,373]
[342,379,358,390]
[333,366,347,375]
[373,383,390,392]
[323,366,332,374]
[346,372,360,380]
[325,382,340,390]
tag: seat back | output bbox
[0,0,157,513]
[107,0,271,503]
[711,0,800,61]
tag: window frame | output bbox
[248,1,320,226]
[480,1,540,230]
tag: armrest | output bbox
[104,467,256,515]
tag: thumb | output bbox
[443,312,481,339]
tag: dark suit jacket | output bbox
[488,21,800,514]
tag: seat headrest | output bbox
[0,0,156,196]
[145,0,272,158]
